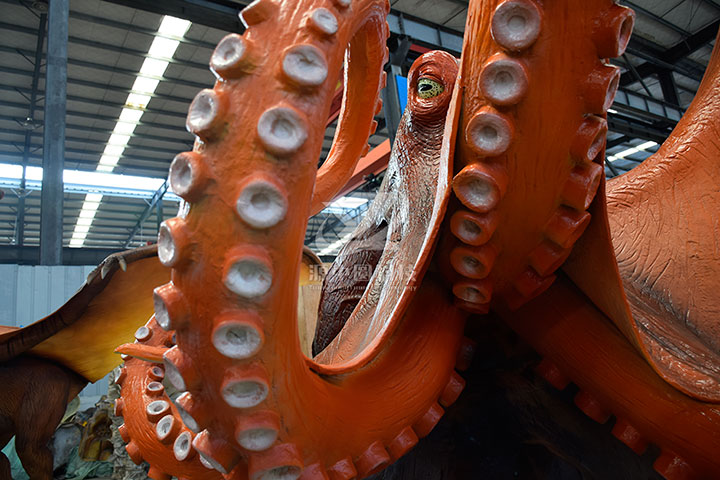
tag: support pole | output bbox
[658,69,681,107]
[40,0,68,265]
[124,181,168,248]
[381,36,410,147]
[156,199,163,232]
[381,65,403,147]
[16,13,47,247]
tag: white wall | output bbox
[0,264,110,406]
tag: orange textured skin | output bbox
[565,28,720,403]
[500,277,720,479]
[438,0,634,313]
[119,0,469,478]
[115,317,223,480]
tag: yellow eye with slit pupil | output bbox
[417,78,444,99]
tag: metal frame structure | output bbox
[0,0,718,262]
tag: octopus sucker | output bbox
[114,318,218,478]
[441,0,626,312]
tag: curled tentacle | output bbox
[114,317,221,480]
[438,0,635,312]
[132,1,469,478]
[314,50,460,363]
[563,26,720,402]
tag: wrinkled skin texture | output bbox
[603,36,720,401]
[314,51,459,357]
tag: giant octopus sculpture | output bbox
[7,0,720,477]
[111,0,720,477]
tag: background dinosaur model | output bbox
[0,242,324,480]
[0,246,166,480]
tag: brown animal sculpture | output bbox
[314,50,459,356]
[0,244,324,480]
[0,356,86,479]
[0,246,168,479]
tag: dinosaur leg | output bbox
[15,436,54,480]
[13,358,86,480]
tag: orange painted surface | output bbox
[438,0,633,314]
[114,317,224,480]
[314,50,460,369]
[30,256,169,382]
[332,139,391,201]
[565,28,720,403]
[500,277,720,479]
[117,1,469,478]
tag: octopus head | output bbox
[406,50,459,120]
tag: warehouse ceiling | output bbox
[0,0,718,261]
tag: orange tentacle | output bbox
[128,0,470,477]
[438,0,634,313]
[115,318,222,480]
[501,277,720,479]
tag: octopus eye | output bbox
[417,78,444,99]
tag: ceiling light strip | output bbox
[69,15,191,248]
[607,141,657,163]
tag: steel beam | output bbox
[0,117,192,148]
[0,129,186,157]
[0,20,210,71]
[0,0,205,50]
[607,135,631,149]
[156,200,163,232]
[15,13,47,247]
[40,0,68,265]
[381,66,403,147]
[101,0,244,32]
[381,37,409,147]
[0,244,123,265]
[387,11,463,54]
[620,1,691,37]
[605,160,621,178]
[333,140,391,200]
[2,68,194,108]
[0,44,210,91]
[699,0,720,11]
[621,20,719,86]
[612,87,683,124]
[97,0,465,55]
[607,115,671,144]
[124,180,168,247]
[657,69,681,106]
